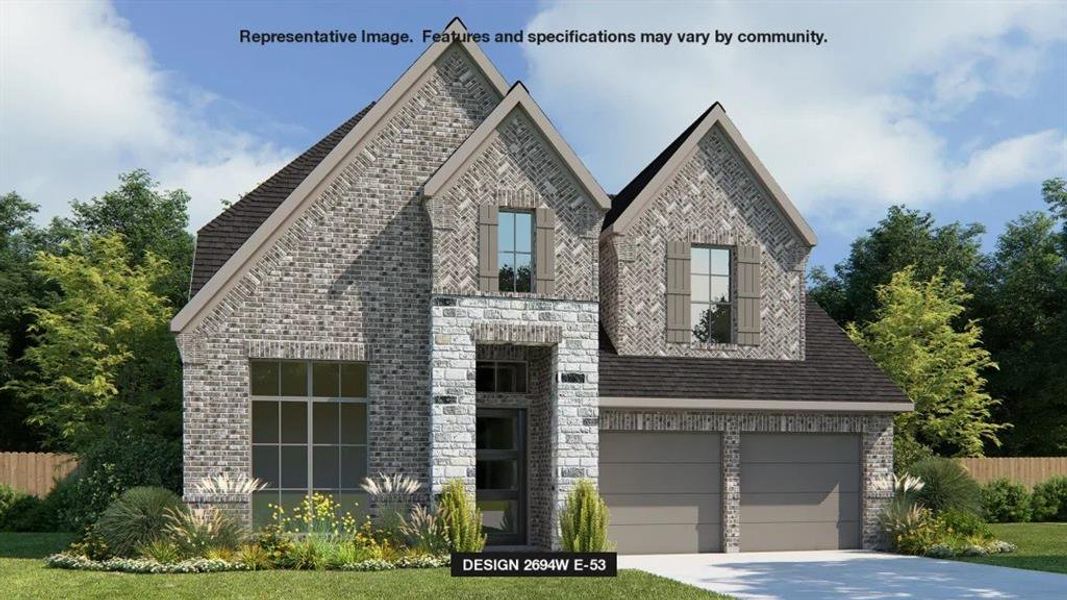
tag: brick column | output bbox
[862,415,895,549]
[721,419,741,552]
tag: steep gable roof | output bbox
[601,104,818,246]
[598,297,910,409]
[172,17,511,333]
[190,102,375,296]
[423,82,611,210]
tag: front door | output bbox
[476,409,526,545]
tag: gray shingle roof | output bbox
[189,102,376,296]
[598,298,909,404]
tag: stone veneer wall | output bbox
[601,125,809,360]
[430,295,599,549]
[427,111,603,301]
[599,410,894,551]
[176,46,501,519]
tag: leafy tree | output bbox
[847,267,1005,468]
[62,170,194,306]
[972,178,1067,455]
[810,206,986,325]
[10,234,181,452]
[0,193,51,449]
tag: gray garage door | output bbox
[740,433,861,551]
[599,431,722,553]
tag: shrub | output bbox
[940,509,992,539]
[362,473,421,542]
[235,543,272,570]
[138,539,181,563]
[164,506,245,557]
[559,479,611,552]
[1032,477,1067,522]
[880,498,940,555]
[907,458,981,514]
[93,487,184,557]
[190,472,267,496]
[276,493,359,540]
[399,504,450,555]
[981,479,1032,523]
[437,479,484,552]
[0,486,43,531]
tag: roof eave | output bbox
[171,17,510,334]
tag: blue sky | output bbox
[2,1,1065,272]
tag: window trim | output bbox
[497,209,536,293]
[249,359,369,525]
[690,245,734,344]
[475,360,530,394]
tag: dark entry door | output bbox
[476,409,526,545]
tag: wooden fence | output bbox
[0,452,78,497]
[958,457,1067,487]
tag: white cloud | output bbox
[521,1,1067,226]
[0,0,292,230]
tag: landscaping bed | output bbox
[0,533,727,600]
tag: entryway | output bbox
[476,408,526,545]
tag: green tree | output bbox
[847,267,1005,469]
[810,206,986,325]
[62,170,194,306]
[972,178,1067,455]
[0,193,51,449]
[10,234,181,452]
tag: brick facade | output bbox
[177,46,500,517]
[177,36,898,553]
[600,126,810,360]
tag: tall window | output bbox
[691,247,732,343]
[250,360,368,526]
[498,210,534,292]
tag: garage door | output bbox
[599,432,721,553]
[740,433,861,551]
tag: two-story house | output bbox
[171,18,911,554]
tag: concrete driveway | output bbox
[619,550,1067,599]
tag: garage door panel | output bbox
[600,463,720,495]
[740,492,860,523]
[600,431,722,553]
[604,493,721,525]
[742,522,861,552]
[610,524,722,554]
[741,463,860,493]
[600,432,721,463]
[740,433,862,552]
[741,434,860,463]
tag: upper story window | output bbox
[691,246,732,343]
[249,360,368,526]
[498,210,534,292]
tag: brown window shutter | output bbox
[665,240,691,343]
[478,204,499,291]
[535,207,556,295]
[736,244,762,345]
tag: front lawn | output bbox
[0,533,728,600]
[953,523,1067,574]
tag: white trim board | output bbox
[601,104,818,246]
[171,17,510,334]
[600,396,913,413]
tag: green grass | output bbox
[954,522,1067,574]
[0,533,728,600]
